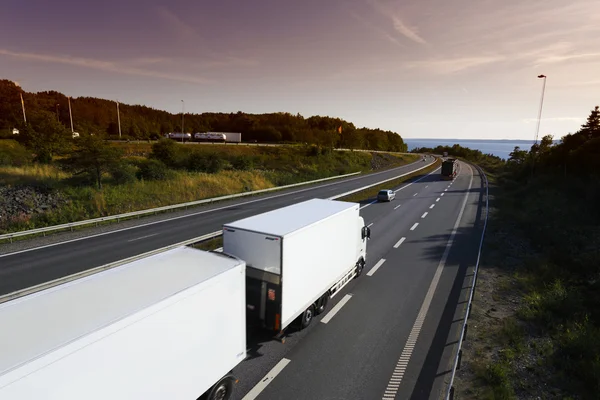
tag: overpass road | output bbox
[0,158,432,296]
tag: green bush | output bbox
[0,140,32,166]
[137,159,172,180]
[232,155,254,170]
[150,139,181,167]
[111,163,138,184]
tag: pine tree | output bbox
[579,106,600,139]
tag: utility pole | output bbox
[19,92,27,124]
[68,96,74,133]
[181,100,185,144]
[116,100,122,139]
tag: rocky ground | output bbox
[0,186,69,229]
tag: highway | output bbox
[0,158,433,296]
[229,161,486,400]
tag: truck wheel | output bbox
[206,375,234,400]
[354,259,365,278]
[315,293,330,315]
[300,306,315,329]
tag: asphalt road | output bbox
[228,161,485,400]
[0,158,434,296]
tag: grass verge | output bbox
[453,169,600,400]
[338,158,441,202]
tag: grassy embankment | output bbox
[454,168,600,399]
[0,140,418,234]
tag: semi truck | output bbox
[166,132,192,142]
[0,247,247,400]
[223,198,370,339]
[441,158,459,180]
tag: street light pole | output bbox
[68,96,74,133]
[534,75,547,146]
[20,92,27,124]
[531,74,547,179]
[181,100,185,144]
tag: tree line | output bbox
[0,79,407,152]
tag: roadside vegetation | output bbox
[418,106,600,399]
[0,132,417,234]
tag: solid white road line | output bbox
[242,358,291,400]
[321,294,353,323]
[394,204,402,210]
[380,164,474,399]
[367,259,386,276]
[393,237,406,249]
[429,204,435,209]
[421,212,428,219]
[127,233,158,242]
[360,199,378,210]
[293,196,304,200]
[410,223,419,231]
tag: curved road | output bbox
[231,161,485,400]
[0,158,433,296]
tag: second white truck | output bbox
[223,198,370,339]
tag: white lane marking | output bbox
[441,193,445,196]
[367,259,386,276]
[127,233,158,242]
[242,358,291,400]
[380,165,474,399]
[293,196,304,200]
[367,223,374,227]
[413,193,418,197]
[2,164,416,258]
[410,223,419,231]
[444,188,448,191]
[393,167,441,194]
[394,204,402,210]
[429,204,435,209]
[436,198,440,202]
[321,294,353,323]
[421,212,428,219]
[360,199,378,210]
[214,247,223,252]
[425,185,428,188]
[393,237,406,249]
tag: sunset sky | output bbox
[1,0,598,139]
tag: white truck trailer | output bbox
[0,247,246,400]
[222,198,370,339]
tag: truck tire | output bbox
[354,259,365,278]
[300,305,315,329]
[205,375,234,400]
[315,293,330,315]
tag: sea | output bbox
[404,139,541,160]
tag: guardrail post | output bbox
[457,349,462,370]
[463,324,468,341]
[70,225,73,232]
[449,386,455,400]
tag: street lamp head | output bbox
[538,74,546,78]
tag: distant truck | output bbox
[0,247,247,400]
[194,132,227,142]
[441,158,459,180]
[222,132,242,143]
[165,132,192,142]
[223,198,370,339]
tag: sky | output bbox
[1,0,599,140]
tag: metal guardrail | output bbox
[444,163,490,400]
[0,171,362,242]
[0,230,223,304]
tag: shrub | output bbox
[137,159,172,180]
[150,139,180,167]
[111,163,138,184]
[0,140,32,166]
[232,155,254,170]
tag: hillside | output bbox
[0,79,407,152]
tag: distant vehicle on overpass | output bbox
[194,132,227,143]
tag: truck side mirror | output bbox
[366,227,371,239]
[362,226,371,240]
